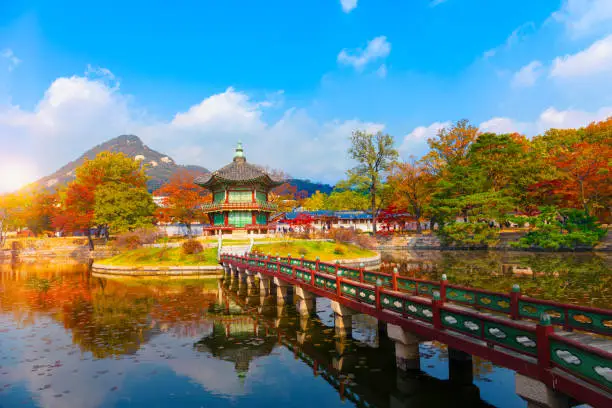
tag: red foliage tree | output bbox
[154,169,211,235]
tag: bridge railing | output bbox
[235,253,612,337]
[222,253,612,402]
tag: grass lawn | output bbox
[97,247,219,266]
[252,240,376,261]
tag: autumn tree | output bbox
[549,140,611,216]
[302,190,329,211]
[269,182,304,212]
[57,151,151,248]
[388,157,432,234]
[326,190,369,211]
[347,130,398,234]
[24,191,59,235]
[94,182,156,233]
[0,193,28,239]
[154,169,211,235]
[422,119,479,176]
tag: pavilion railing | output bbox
[221,253,612,401]
[201,201,278,212]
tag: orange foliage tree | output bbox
[154,169,211,235]
[549,140,611,216]
[387,157,433,234]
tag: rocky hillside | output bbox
[26,134,332,196]
[31,135,209,193]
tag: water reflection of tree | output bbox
[60,279,221,358]
[381,250,611,308]
[1,266,225,358]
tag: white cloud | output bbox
[512,60,543,87]
[479,106,612,136]
[1,48,21,71]
[551,0,612,39]
[376,64,387,78]
[340,0,358,13]
[550,34,612,78]
[479,117,532,134]
[0,68,384,192]
[537,106,612,129]
[398,121,450,157]
[482,22,535,59]
[337,36,391,71]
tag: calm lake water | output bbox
[0,251,609,408]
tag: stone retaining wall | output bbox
[334,254,382,270]
[91,263,223,277]
[0,248,118,264]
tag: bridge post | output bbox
[331,300,355,338]
[273,277,291,304]
[258,273,271,296]
[237,267,247,292]
[387,323,421,370]
[448,348,473,385]
[245,270,257,293]
[515,373,571,408]
[297,315,309,345]
[294,286,316,317]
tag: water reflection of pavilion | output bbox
[194,319,276,378]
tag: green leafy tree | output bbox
[326,190,370,211]
[302,190,329,210]
[93,182,156,233]
[56,151,150,248]
[347,130,398,234]
[512,207,607,250]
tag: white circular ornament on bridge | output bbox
[556,350,581,365]
[444,316,458,325]
[594,366,612,382]
[516,336,536,348]
[488,328,507,339]
[464,321,479,331]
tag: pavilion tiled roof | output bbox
[194,143,284,188]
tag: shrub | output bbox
[298,247,309,256]
[329,228,376,249]
[182,239,203,255]
[115,228,162,250]
[512,208,607,250]
[438,222,499,247]
[333,245,345,255]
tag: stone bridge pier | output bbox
[387,324,422,371]
[273,277,291,304]
[245,269,258,294]
[331,300,355,339]
[258,273,271,296]
[294,286,316,317]
[297,315,309,345]
[515,374,573,408]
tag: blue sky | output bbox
[1,0,612,192]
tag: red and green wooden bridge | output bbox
[221,253,612,408]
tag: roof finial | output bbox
[234,141,245,161]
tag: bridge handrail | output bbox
[222,253,612,403]
[239,253,612,337]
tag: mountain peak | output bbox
[29,134,208,193]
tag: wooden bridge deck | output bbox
[221,253,612,408]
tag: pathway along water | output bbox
[0,252,609,408]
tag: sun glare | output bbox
[0,160,38,193]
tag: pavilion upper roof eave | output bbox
[194,174,284,189]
